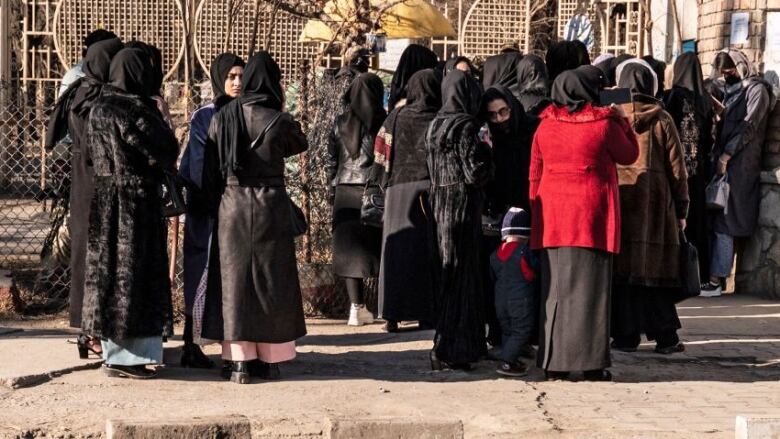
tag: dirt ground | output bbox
[0,294,779,439]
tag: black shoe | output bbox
[76,334,102,359]
[220,360,233,380]
[248,359,281,380]
[429,350,472,371]
[180,343,215,369]
[417,321,435,331]
[544,371,571,381]
[230,361,251,384]
[383,320,399,333]
[610,340,638,353]
[583,369,612,382]
[103,364,157,379]
[654,342,685,355]
[496,362,528,377]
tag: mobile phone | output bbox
[600,88,633,106]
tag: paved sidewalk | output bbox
[0,295,778,438]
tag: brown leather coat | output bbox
[615,95,689,287]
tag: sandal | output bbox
[76,334,103,359]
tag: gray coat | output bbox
[201,103,308,343]
[713,77,771,237]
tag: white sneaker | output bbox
[699,282,723,297]
[347,304,374,326]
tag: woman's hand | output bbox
[716,153,730,175]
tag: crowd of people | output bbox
[48,30,773,384]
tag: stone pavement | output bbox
[0,294,778,438]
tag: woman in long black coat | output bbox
[44,37,124,358]
[426,70,493,370]
[515,54,551,116]
[327,73,387,327]
[387,44,438,109]
[664,53,716,279]
[81,48,179,379]
[201,52,308,384]
[373,69,441,332]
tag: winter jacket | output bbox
[327,117,375,186]
[529,103,639,253]
[614,95,689,287]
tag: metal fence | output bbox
[0,72,358,319]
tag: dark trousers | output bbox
[495,283,536,363]
[611,285,682,348]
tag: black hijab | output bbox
[642,55,667,97]
[482,52,523,92]
[596,53,633,87]
[551,65,604,113]
[216,51,285,177]
[546,41,590,82]
[672,52,713,117]
[405,68,442,113]
[125,41,164,97]
[45,37,124,149]
[388,44,438,109]
[444,56,475,77]
[339,72,387,158]
[480,85,525,140]
[517,54,548,93]
[429,69,482,150]
[210,52,246,108]
[109,48,153,98]
[618,61,656,97]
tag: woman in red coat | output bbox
[530,65,638,381]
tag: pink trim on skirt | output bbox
[221,341,297,363]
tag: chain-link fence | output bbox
[0,70,366,320]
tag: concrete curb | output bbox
[325,417,464,439]
[736,415,780,439]
[0,359,103,389]
[107,416,252,439]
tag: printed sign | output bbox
[730,12,750,45]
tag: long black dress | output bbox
[201,52,308,344]
[81,48,178,340]
[374,69,441,323]
[664,53,716,278]
[426,70,493,365]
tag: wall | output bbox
[697,0,768,76]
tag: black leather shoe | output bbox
[583,369,613,382]
[220,361,233,380]
[544,371,571,381]
[248,360,281,380]
[103,364,157,379]
[230,361,250,384]
[181,343,215,369]
[384,320,399,333]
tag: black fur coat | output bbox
[80,88,179,340]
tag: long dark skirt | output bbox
[686,172,711,279]
[378,180,434,322]
[431,184,486,364]
[538,247,612,372]
[332,184,381,278]
[611,285,682,347]
[68,148,94,328]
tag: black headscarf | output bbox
[551,65,604,113]
[713,51,737,71]
[642,55,667,97]
[596,53,633,87]
[405,68,442,113]
[444,56,475,77]
[546,41,591,82]
[428,69,482,150]
[109,48,153,98]
[672,52,712,117]
[338,72,387,158]
[125,41,164,97]
[216,51,285,178]
[45,37,124,149]
[479,85,534,211]
[517,54,548,93]
[210,52,246,108]
[618,61,656,97]
[388,44,438,109]
[482,52,523,92]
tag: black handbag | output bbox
[289,198,308,237]
[676,231,701,303]
[160,170,186,217]
[360,184,385,228]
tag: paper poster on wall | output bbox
[764,12,780,92]
[730,11,750,45]
[378,39,411,71]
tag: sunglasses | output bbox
[487,107,511,121]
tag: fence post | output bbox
[0,0,9,187]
